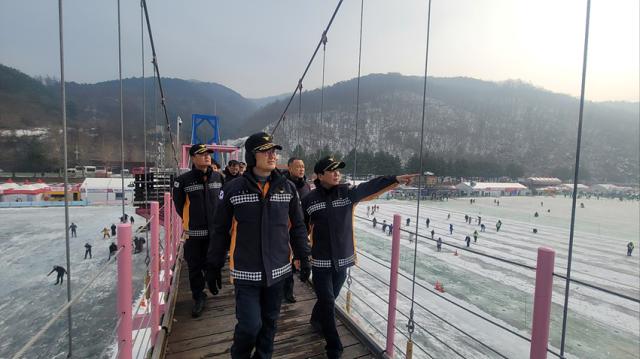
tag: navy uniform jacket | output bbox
[173,166,224,240]
[208,169,310,287]
[302,176,398,271]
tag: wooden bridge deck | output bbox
[162,261,376,358]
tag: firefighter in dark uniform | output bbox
[282,156,311,303]
[207,132,311,358]
[173,144,224,318]
[302,156,415,359]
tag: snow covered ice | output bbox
[343,195,639,359]
[0,205,149,358]
[0,196,637,358]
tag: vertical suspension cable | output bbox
[319,33,327,150]
[407,0,433,352]
[346,0,365,311]
[560,0,591,356]
[117,0,125,218]
[153,66,158,201]
[351,0,364,184]
[57,0,73,356]
[141,0,150,264]
[297,82,302,149]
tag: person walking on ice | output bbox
[436,237,442,252]
[431,229,435,240]
[449,223,454,235]
[47,265,67,285]
[496,220,502,232]
[108,242,118,261]
[426,217,430,228]
[627,242,635,256]
[84,243,92,259]
[69,222,77,238]
[465,235,471,247]
[473,230,478,243]
[102,227,110,239]
[110,223,117,236]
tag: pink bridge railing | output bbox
[116,192,182,359]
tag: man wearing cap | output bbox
[282,157,312,303]
[223,159,241,181]
[207,132,311,358]
[302,156,415,358]
[173,144,224,318]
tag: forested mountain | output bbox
[254,73,638,182]
[1,65,637,182]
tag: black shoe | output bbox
[191,294,206,318]
[284,293,297,303]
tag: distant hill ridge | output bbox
[0,64,637,182]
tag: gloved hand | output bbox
[299,257,311,283]
[206,266,222,295]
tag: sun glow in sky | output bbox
[0,0,637,101]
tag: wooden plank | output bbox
[164,261,374,358]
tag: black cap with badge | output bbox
[244,132,283,166]
[189,143,214,156]
[314,156,346,174]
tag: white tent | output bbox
[80,178,135,205]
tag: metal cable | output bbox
[346,292,411,358]
[97,313,124,359]
[118,0,126,218]
[351,0,364,184]
[141,0,180,170]
[355,214,639,303]
[349,275,467,358]
[297,83,302,148]
[406,0,433,344]
[57,0,73,356]
[272,0,345,134]
[141,0,150,266]
[560,0,592,356]
[319,39,327,148]
[356,250,562,358]
[12,246,126,359]
[353,262,509,359]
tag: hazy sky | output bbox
[0,0,638,101]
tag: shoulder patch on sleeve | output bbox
[174,181,180,188]
[219,190,224,200]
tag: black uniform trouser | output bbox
[56,273,64,285]
[183,235,209,300]
[85,249,92,259]
[231,281,284,359]
[311,267,347,358]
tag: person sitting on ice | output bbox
[47,265,67,285]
